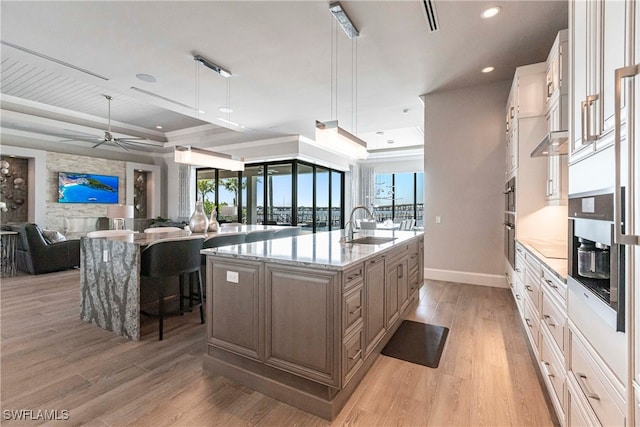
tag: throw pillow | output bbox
[42,229,67,244]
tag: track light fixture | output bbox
[329,2,359,39]
[193,55,231,78]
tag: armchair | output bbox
[3,223,80,274]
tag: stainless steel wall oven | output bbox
[504,177,516,212]
[504,212,515,269]
[568,189,625,331]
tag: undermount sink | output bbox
[344,236,397,245]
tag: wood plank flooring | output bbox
[1,270,555,426]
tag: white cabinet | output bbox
[505,63,547,178]
[546,29,569,123]
[568,325,626,427]
[570,0,627,162]
[542,30,569,204]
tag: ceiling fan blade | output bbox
[112,140,130,152]
[92,140,107,149]
[58,138,102,143]
[115,137,149,141]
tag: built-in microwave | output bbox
[504,177,516,212]
[568,190,625,331]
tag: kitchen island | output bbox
[201,229,424,420]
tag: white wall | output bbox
[423,80,510,287]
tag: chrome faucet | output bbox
[342,205,375,242]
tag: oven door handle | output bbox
[504,223,514,230]
[614,65,640,245]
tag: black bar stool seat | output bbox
[140,236,204,340]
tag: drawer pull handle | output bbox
[525,285,533,292]
[544,278,558,289]
[516,295,521,300]
[515,268,521,273]
[543,361,556,378]
[543,315,556,327]
[349,349,362,360]
[525,318,532,327]
[577,373,601,401]
[347,274,360,281]
[516,248,523,253]
[349,306,361,314]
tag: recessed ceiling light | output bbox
[136,73,157,83]
[387,139,395,144]
[481,6,501,19]
[482,66,495,73]
[218,106,233,113]
[376,131,384,135]
[155,125,163,130]
[402,108,409,115]
[198,110,206,114]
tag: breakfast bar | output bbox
[201,228,424,420]
[79,225,285,340]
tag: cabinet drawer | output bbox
[568,375,601,427]
[524,268,541,313]
[515,251,525,283]
[409,270,419,295]
[525,251,542,278]
[343,264,363,291]
[523,299,540,356]
[343,285,363,336]
[343,325,364,386]
[570,333,626,427]
[540,329,566,414]
[541,285,566,354]
[408,250,419,272]
[542,265,567,303]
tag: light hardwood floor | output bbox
[1,270,555,426]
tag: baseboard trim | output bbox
[423,268,507,288]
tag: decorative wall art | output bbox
[0,156,28,223]
[133,170,148,219]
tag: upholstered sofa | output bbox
[2,223,80,274]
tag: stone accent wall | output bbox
[47,152,126,231]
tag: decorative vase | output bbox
[189,201,209,233]
[208,209,219,232]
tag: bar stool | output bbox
[244,229,276,243]
[143,227,184,233]
[140,236,204,340]
[273,227,301,239]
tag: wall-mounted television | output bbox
[58,172,119,204]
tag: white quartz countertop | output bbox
[84,225,291,246]
[202,229,424,270]
[517,238,568,281]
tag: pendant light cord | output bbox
[195,60,200,119]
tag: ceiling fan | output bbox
[57,95,159,152]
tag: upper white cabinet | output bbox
[546,29,569,123]
[505,63,547,179]
[570,0,627,162]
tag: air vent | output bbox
[0,40,109,81]
[420,0,439,32]
[130,86,193,110]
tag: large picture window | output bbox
[373,172,424,224]
[196,160,344,233]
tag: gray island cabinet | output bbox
[202,229,424,420]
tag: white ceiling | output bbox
[0,0,568,155]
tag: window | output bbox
[265,163,292,225]
[373,172,424,223]
[196,160,344,232]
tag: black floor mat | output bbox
[381,320,449,368]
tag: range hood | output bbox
[530,130,569,157]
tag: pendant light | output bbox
[316,2,368,160]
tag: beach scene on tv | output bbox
[58,172,118,203]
